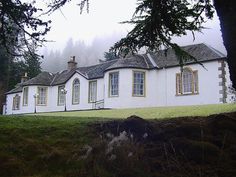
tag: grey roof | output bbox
[22,72,55,86]
[51,69,77,85]
[7,43,225,94]
[77,59,117,79]
[105,54,154,71]
[7,72,55,94]
[150,43,226,68]
[6,84,23,94]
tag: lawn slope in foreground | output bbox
[0,112,236,177]
[36,103,236,119]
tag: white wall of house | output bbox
[163,60,222,106]
[5,72,105,114]
[103,60,223,109]
[6,93,22,115]
[104,68,160,109]
[6,86,37,115]
[63,73,104,111]
[225,62,235,103]
[48,72,91,112]
[5,60,228,115]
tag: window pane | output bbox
[58,86,65,105]
[176,74,181,94]
[13,95,20,110]
[23,87,28,106]
[38,87,47,105]
[193,71,198,93]
[89,81,97,102]
[109,72,119,96]
[133,71,145,96]
[73,79,80,104]
[182,69,193,93]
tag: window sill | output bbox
[176,92,199,96]
[37,104,47,106]
[109,95,119,98]
[132,95,146,97]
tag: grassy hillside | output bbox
[0,116,100,177]
[1,104,236,177]
[37,103,236,119]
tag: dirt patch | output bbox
[91,112,236,177]
[95,115,154,141]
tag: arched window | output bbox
[72,78,80,104]
[176,67,198,95]
[13,94,20,110]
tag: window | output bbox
[109,72,119,97]
[72,79,80,104]
[133,71,145,96]
[37,87,47,105]
[89,81,97,103]
[23,87,28,106]
[193,71,198,93]
[13,94,20,110]
[176,68,199,95]
[58,85,65,105]
[182,69,193,93]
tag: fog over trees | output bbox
[41,33,124,72]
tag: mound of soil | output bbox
[92,112,236,177]
[95,115,154,140]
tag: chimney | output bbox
[21,72,29,83]
[67,56,77,70]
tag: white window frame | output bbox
[37,87,47,105]
[23,87,28,106]
[58,85,65,106]
[12,94,20,110]
[176,67,199,96]
[72,79,80,104]
[109,72,119,97]
[182,69,193,94]
[133,71,145,97]
[88,80,97,103]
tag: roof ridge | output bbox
[203,43,226,57]
[77,59,119,70]
[136,54,150,68]
[50,72,59,85]
[180,43,204,49]
[146,53,158,68]
[75,70,88,79]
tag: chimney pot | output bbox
[21,72,29,83]
[68,56,77,70]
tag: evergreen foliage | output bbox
[104,51,118,61]
[110,0,214,61]
[23,43,42,78]
[0,0,51,55]
[0,0,235,89]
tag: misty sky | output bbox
[39,0,226,71]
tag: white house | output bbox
[3,43,232,115]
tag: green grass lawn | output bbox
[35,103,236,119]
[0,115,101,177]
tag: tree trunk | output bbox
[214,0,236,89]
[0,82,6,114]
